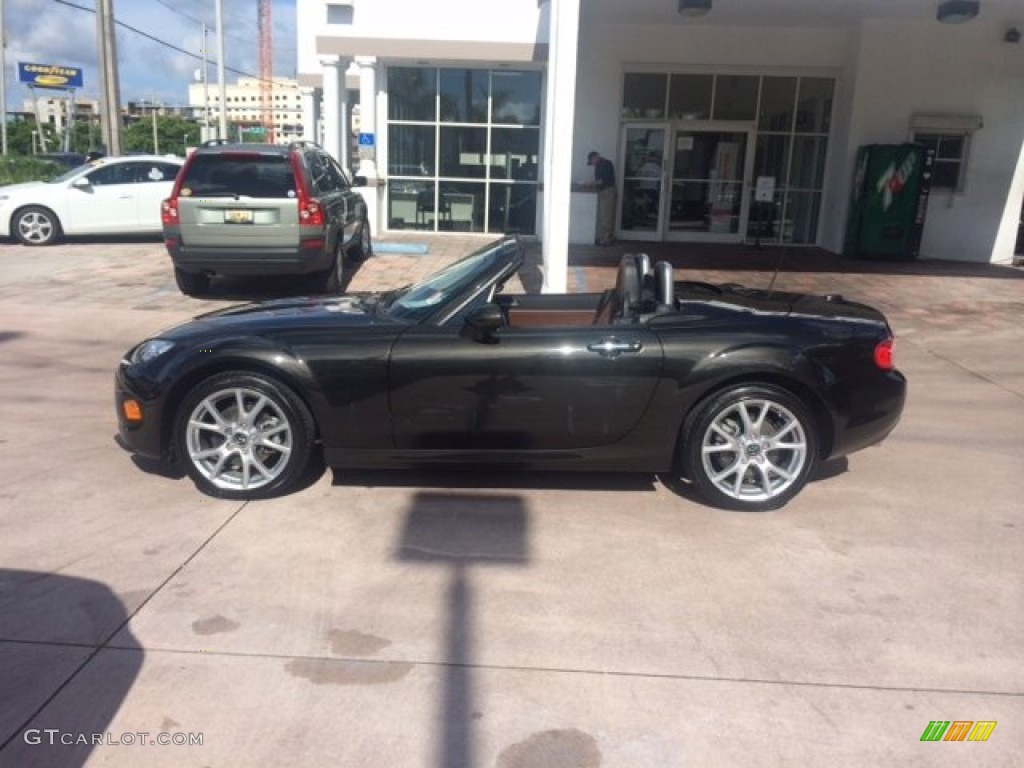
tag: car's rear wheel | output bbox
[318,240,344,293]
[174,268,210,297]
[175,373,316,500]
[348,218,372,262]
[13,206,61,246]
[681,384,817,511]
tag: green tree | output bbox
[2,120,61,156]
[123,115,199,156]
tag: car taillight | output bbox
[874,338,894,370]
[161,198,178,225]
[298,197,325,228]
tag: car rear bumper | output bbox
[165,237,332,276]
[827,369,907,459]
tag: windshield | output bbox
[384,239,520,322]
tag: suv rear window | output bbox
[180,154,296,199]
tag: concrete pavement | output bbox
[0,235,1021,767]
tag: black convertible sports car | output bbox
[116,238,906,511]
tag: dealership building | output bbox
[295,0,1024,289]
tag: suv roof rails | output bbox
[200,139,231,147]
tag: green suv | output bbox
[161,141,371,296]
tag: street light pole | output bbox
[215,0,227,140]
[151,99,159,154]
[0,0,8,155]
[96,0,123,155]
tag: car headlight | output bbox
[128,339,176,365]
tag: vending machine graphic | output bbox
[844,144,934,260]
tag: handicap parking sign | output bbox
[358,133,375,147]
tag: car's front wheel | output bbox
[174,268,210,297]
[13,206,62,246]
[175,372,316,500]
[681,384,817,511]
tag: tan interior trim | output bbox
[506,309,598,329]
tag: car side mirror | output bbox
[352,175,368,187]
[71,177,91,189]
[462,304,505,342]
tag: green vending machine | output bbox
[844,144,934,260]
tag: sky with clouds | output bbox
[3,0,297,108]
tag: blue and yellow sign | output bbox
[18,62,84,89]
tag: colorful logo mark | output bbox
[920,721,997,742]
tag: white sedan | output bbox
[0,155,184,246]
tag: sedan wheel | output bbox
[13,206,61,246]
[175,373,315,499]
[682,384,817,511]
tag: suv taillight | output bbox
[161,197,178,226]
[874,338,894,371]
[298,197,325,228]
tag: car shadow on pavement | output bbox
[186,257,368,302]
[0,569,143,768]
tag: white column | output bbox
[355,56,378,180]
[540,0,581,293]
[319,56,347,162]
[299,86,318,144]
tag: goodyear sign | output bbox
[18,62,84,89]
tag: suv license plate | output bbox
[224,209,254,224]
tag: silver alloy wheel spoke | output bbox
[186,385,293,492]
[701,397,807,502]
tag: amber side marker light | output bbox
[122,400,143,422]
[874,338,894,371]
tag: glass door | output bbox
[666,127,754,242]
[618,125,668,242]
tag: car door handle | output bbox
[586,339,643,358]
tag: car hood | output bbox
[158,293,396,341]
[0,181,48,196]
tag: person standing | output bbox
[588,150,616,245]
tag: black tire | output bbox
[13,206,61,246]
[174,372,316,500]
[347,218,372,262]
[316,240,344,293]
[174,267,210,297]
[681,384,817,511]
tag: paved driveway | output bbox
[0,237,1022,767]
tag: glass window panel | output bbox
[438,181,486,232]
[623,126,666,177]
[492,71,542,125]
[439,69,488,123]
[754,134,790,185]
[669,181,710,231]
[932,162,961,189]
[439,126,487,178]
[759,76,796,132]
[937,135,965,160]
[490,127,540,180]
[713,75,758,121]
[668,74,712,120]
[621,178,662,232]
[487,183,537,235]
[795,78,834,133]
[622,73,668,119]
[388,124,435,176]
[388,181,435,230]
[748,191,784,241]
[789,135,828,189]
[783,190,821,243]
[388,67,436,121]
